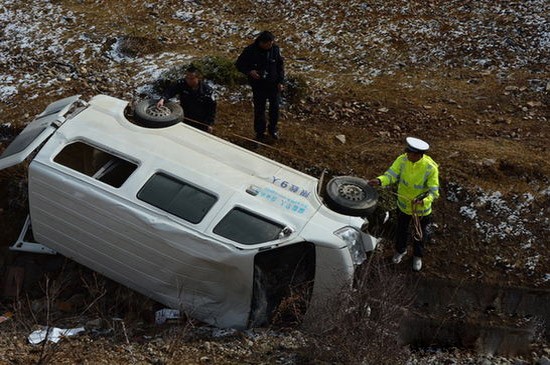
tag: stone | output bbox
[335,134,346,144]
[481,158,496,167]
[526,101,542,108]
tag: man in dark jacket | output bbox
[157,66,216,133]
[236,31,285,141]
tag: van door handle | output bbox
[278,226,294,239]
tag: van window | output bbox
[213,208,284,245]
[54,142,137,188]
[138,173,217,224]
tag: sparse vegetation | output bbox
[283,74,310,105]
[300,254,413,364]
[117,35,164,58]
[192,56,247,87]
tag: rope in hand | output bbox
[384,189,424,242]
[411,203,423,242]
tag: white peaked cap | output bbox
[406,137,430,153]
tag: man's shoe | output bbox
[270,131,280,140]
[392,251,406,264]
[413,257,422,271]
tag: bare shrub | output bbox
[301,253,413,364]
[270,282,312,327]
[117,35,162,58]
[284,74,310,105]
[6,272,71,365]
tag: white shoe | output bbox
[392,251,407,264]
[413,257,422,271]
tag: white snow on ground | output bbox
[0,75,18,101]
[449,182,549,280]
[1,0,549,103]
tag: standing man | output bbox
[368,137,439,271]
[157,65,216,133]
[236,31,285,142]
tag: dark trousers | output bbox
[252,85,280,136]
[395,211,432,257]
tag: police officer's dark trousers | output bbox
[395,210,432,257]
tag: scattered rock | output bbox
[335,134,346,144]
[526,101,542,108]
[377,107,389,113]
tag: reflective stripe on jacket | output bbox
[377,153,439,216]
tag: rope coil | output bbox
[386,189,425,242]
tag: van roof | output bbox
[50,95,324,229]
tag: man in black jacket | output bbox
[157,66,216,133]
[236,31,285,141]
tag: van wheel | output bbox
[134,99,184,128]
[325,176,378,216]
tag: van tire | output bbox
[134,99,184,128]
[325,176,378,216]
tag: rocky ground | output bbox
[0,0,549,364]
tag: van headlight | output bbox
[334,227,367,265]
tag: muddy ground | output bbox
[0,0,549,364]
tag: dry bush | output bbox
[117,35,163,58]
[270,282,313,328]
[284,74,310,105]
[301,253,413,364]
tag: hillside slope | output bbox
[0,0,548,363]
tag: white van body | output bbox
[0,95,378,328]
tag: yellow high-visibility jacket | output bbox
[377,153,439,216]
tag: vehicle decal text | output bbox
[271,176,311,198]
[259,187,308,214]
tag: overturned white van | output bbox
[0,95,379,328]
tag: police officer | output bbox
[368,137,440,271]
[236,31,285,142]
[157,65,216,133]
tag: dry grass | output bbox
[300,254,413,364]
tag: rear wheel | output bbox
[133,99,184,128]
[325,176,378,216]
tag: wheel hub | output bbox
[146,105,172,117]
[338,184,365,201]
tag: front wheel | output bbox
[324,176,378,216]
